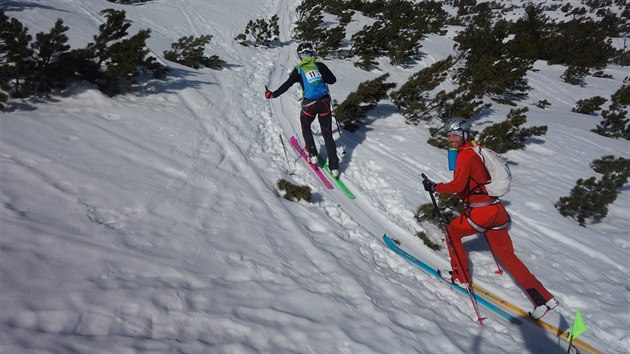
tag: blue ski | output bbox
[383,234,521,325]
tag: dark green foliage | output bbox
[612,81,630,105]
[164,35,224,69]
[478,107,548,154]
[86,9,131,66]
[0,8,169,105]
[555,156,630,226]
[238,15,279,47]
[545,19,616,69]
[591,155,630,187]
[555,176,616,226]
[277,179,312,202]
[72,9,169,96]
[30,19,71,93]
[593,106,629,139]
[430,88,490,128]
[415,231,441,251]
[350,0,447,68]
[561,65,589,86]
[454,12,533,103]
[508,3,553,61]
[415,194,464,227]
[535,99,551,109]
[293,2,348,58]
[334,73,397,131]
[0,12,35,98]
[390,56,455,124]
[592,70,614,79]
[508,3,619,70]
[100,28,151,95]
[573,96,607,115]
[593,82,630,139]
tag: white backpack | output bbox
[468,141,512,197]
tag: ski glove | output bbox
[265,90,274,99]
[423,179,436,193]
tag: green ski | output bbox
[321,162,355,199]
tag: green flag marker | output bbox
[567,308,588,342]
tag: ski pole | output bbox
[266,85,294,175]
[422,173,486,325]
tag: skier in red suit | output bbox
[422,118,559,320]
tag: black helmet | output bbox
[297,42,314,59]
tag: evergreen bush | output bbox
[572,96,607,115]
[415,194,463,227]
[334,73,396,131]
[555,156,630,226]
[535,99,551,109]
[390,56,454,124]
[164,35,224,69]
[237,15,279,47]
[74,9,168,96]
[350,0,447,69]
[415,231,441,251]
[277,179,312,202]
[293,2,348,58]
[593,82,630,139]
[477,107,548,154]
[561,65,589,86]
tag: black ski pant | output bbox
[300,97,339,170]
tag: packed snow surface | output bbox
[1,1,628,353]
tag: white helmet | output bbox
[444,118,471,139]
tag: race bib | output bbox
[304,69,323,84]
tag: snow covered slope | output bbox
[1,1,628,353]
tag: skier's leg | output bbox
[486,229,553,305]
[446,215,477,282]
[483,204,554,306]
[300,107,317,155]
[317,100,339,170]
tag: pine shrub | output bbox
[78,9,168,96]
[555,156,630,226]
[415,194,463,227]
[334,73,396,131]
[164,35,224,69]
[293,2,348,58]
[478,107,548,154]
[561,65,589,86]
[277,179,312,202]
[572,96,607,115]
[350,0,447,69]
[415,231,441,251]
[390,57,454,124]
[237,15,279,47]
[535,99,551,109]
[593,83,630,139]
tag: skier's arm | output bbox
[317,63,336,85]
[435,155,473,195]
[272,69,300,97]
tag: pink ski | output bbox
[289,136,334,189]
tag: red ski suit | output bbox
[435,141,553,306]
